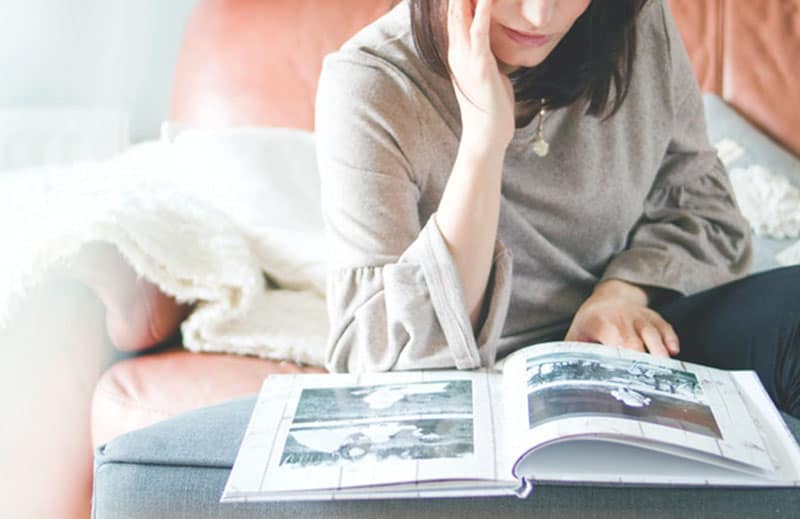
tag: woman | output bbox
[315,0,800,417]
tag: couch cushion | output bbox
[90,345,324,448]
[668,0,722,94]
[719,2,800,157]
[93,395,800,519]
[169,0,400,131]
[670,0,800,157]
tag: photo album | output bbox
[221,341,800,502]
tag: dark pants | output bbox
[653,265,800,418]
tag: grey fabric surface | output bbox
[93,395,800,519]
[702,93,800,274]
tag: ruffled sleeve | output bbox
[316,52,513,373]
[600,159,752,295]
[600,0,752,295]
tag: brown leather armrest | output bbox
[64,242,192,352]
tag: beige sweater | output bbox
[314,0,752,373]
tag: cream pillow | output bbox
[157,122,326,295]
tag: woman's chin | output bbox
[497,60,518,75]
[497,54,547,74]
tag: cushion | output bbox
[90,345,324,449]
[157,122,327,295]
[669,1,800,157]
[703,94,800,273]
[93,395,800,519]
[168,0,399,131]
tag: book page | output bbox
[731,371,800,483]
[222,369,515,502]
[501,342,776,479]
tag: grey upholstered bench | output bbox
[92,395,800,519]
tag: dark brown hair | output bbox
[409,0,649,121]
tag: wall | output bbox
[0,0,200,143]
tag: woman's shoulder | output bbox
[319,2,450,106]
[636,0,685,72]
[316,2,457,143]
[632,0,700,109]
[337,1,414,58]
[322,3,418,84]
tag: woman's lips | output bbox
[502,26,552,47]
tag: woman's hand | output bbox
[447,0,515,154]
[564,280,680,358]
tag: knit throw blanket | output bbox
[716,138,800,266]
[0,129,329,367]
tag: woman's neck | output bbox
[514,99,541,129]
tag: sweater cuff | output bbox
[600,247,691,296]
[404,213,512,369]
[474,239,513,366]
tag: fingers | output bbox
[447,0,472,50]
[563,326,579,342]
[658,320,680,355]
[637,323,669,358]
[635,312,680,357]
[619,320,647,354]
[565,318,628,350]
[568,316,678,358]
[449,0,493,53]
[471,0,493,55]
[590,321,626,349]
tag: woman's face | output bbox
[482,0,592,74]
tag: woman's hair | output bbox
[409,0,649,119]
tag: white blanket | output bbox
[716,139,800,266]
[0,130,329,367]
[729,165,800,240]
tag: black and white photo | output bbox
[280,418,474,467]
[525,353,721,438]
[278,380,475,468]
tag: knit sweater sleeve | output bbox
[600,0,753,295]
[315,52,513,373]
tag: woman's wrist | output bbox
[592,279,678,308]
[456,135,507,171]
[592,279,650,306]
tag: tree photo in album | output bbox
[525,352,722,438]
[279,380,475,468]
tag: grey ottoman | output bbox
[93,395,800,519]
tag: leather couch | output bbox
[7,1,799,517]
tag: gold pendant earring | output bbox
[532,98,549,157]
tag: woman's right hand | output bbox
[447,0,515,154]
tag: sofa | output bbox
[4,0,798,517]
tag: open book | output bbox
[221,342,800,502]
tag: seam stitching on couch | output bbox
[95,460,233,470]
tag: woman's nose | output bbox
[520,0,556,28]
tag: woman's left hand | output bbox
[564,280,680,358]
